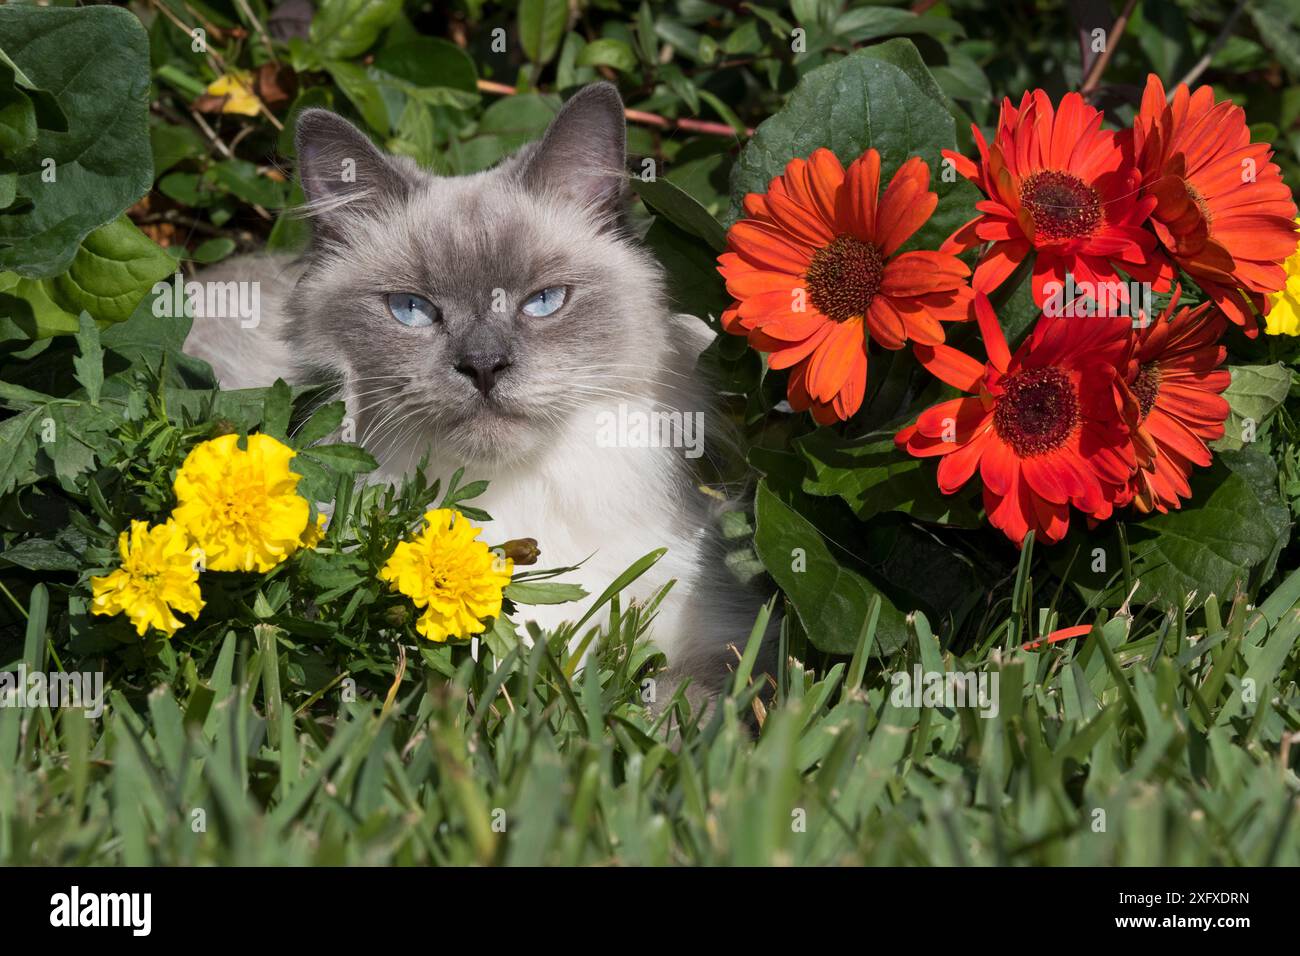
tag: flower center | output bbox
[1132,362,1161,420]
[1184,181,1213,226]
[218,485,265,530]
[1019,170,1103,242]
[805,235,884,323]
[993,366,1079,457]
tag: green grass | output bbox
[3,544,1299,867]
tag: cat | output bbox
[183,83,770,698]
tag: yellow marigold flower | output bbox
[204,71,261,116]
[1264,217,1300,335]
[172,433,310,573]
[301,512,329,548]
[91,520,205,637]
[380,508,513,642]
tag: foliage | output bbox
[3,0,1300,866]
[4,566,1299,865]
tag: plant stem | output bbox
[1079,0,1140,96]
[475,79,753,138]
[1171,0,1250,94]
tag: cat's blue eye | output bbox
[521,286,568,318]
[386,293,438,327]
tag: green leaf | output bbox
[0,271,80,338]
[831,8,964,44]
[449,93,559,173]
[753,481,907,655]
[1130,449,1292,607]
[631,176,726,252]
[190,238,236,265]
[1248,0,1300,77]
[40,401,107,485]
[518,0,570,66]
[300,443,378,474]
[207,160,289,210]
[0,534,82,572]
[309,0,402,60]
[73,312,103,404]
[293,401,347,449]
[324,60,391,134]
[697,90,747,136]
[46,216,176,325]
[1213,363,1292,452]
[797,429,981,527]
[641,217,729,320]
[262,379,293,440]
[0,6,153,278]
[150,122,206,177]
[504,581,589,605]
[0,84,37,153]
[576,38,639,74]
[374,37,479,94]
[727,39,974,253]
[0,406,42,495]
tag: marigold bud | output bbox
[499,537,540,565]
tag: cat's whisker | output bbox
[359,397,414,450]
[561,382,699,415]
[554,363,694,380]
[346,384,408,404]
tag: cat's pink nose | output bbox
[454,355,511,396]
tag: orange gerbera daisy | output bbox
[719,148,973,424]
[896,294,1136,546]
[942,90,1170,309]
[1120,286,1231,513]
[1134,75,1299,335]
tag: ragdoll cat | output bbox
[184,83,768,695]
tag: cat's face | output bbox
[285,85,667,466]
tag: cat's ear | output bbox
[294,109,413,228]
[521,83,627,217]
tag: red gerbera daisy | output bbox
[941,90,1170,308]
[896,294,1136,546]
[1120,286,1231,513]
[1134,75,1299,335]
[718,148,974,424]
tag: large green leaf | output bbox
[46,216,175,325]
[753,480,907,655]
[1128,449,1291,607]
[0,271,79,338]
[797,428,981,527]
[1212,363,1292,452]
[727,38,979,253]
[378,36,477,88]
[0,6,153,278]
